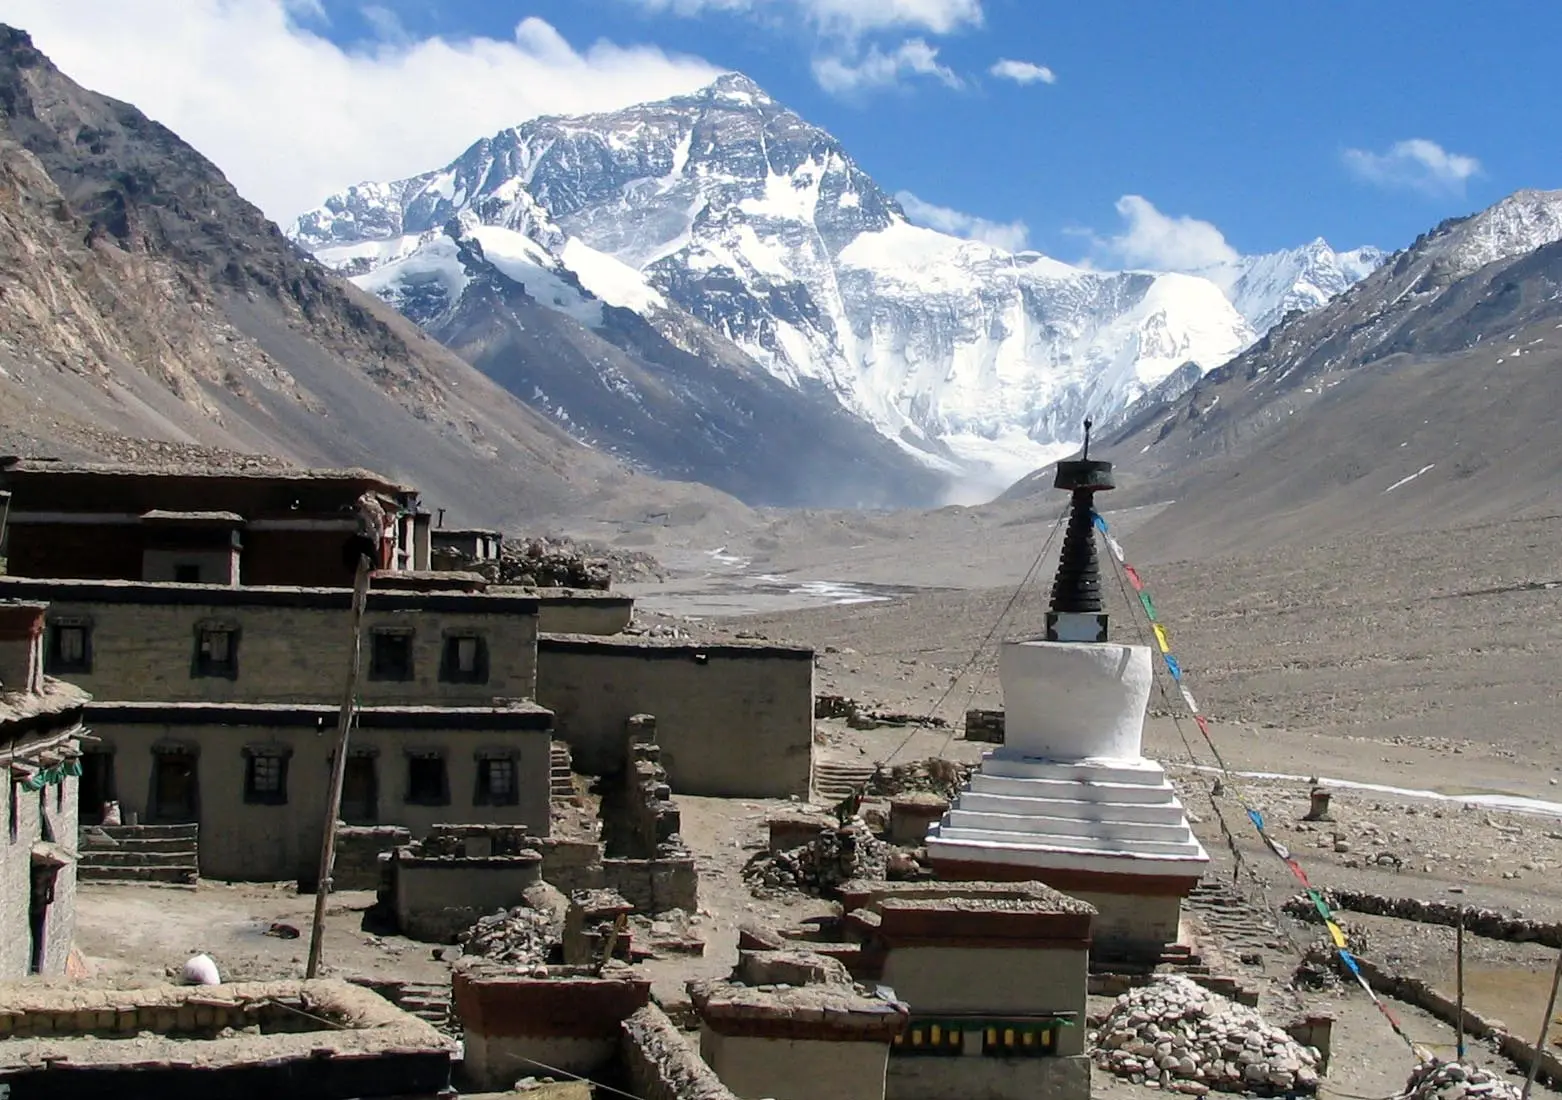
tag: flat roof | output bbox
[87,700,553,731]
[1,680,90,730]
[540,632,812,660]
[0,456,414,494]
[0,577,541,615]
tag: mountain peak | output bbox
[691,71,773,106]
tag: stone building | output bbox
[0,601,89,978]
[0,457,429,587]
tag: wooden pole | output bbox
[306,555,372,979]
[1455,906,1466,1061]
[1521,947,1562,1100]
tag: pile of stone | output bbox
[1283,891,1562,949]
[1291,922,1372,990]
[865,758,972,801]
[1400,1059,1521,1100]
[1092,976,1321,1095]
[457,906,554,966]
[743,822,890,898]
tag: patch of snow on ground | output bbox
[561,239,666,314]
[469,225,603,328]
[1383,464,1435,493]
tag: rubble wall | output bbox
[536,637,813,797]
[603,856,699,914]
[620,1005,738,1100]
[393,855,544,942]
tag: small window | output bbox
[244,751,289,805]
[440,633,488,684]
[370,630,414,681]
[475,754,518,806]
[194,627,239,679]
[45,620,91,674]
[174,564,202,583]
[405,752,448,806]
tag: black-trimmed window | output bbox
[243,749,289,805]
[370,629,414,681]
[405,751,448,806]
[174,564,202,583]
[440,632,489,684]
[475,752,518,806]
[193,625,239,679]
[45,618,91,674]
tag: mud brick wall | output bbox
[536,636,813,798]
[621,715,681,858]
[620,1005,738,1100]
[334,826,411,891]
[603,855,698,915]
[964,708,1005,743]
[3,578,540,705]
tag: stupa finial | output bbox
[1046,420,1114,643]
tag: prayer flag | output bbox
[1125,565,1145,592]
[1178,684,1198,713]
[1152,623,1172,653]
[1163,654,1182,681]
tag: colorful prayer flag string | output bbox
[1090,509,1426,1058]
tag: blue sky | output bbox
[12,0,1560,265]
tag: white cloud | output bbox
[6,0,722,222]
[812,38,960,94]
[1095,195,1240,274]
[632,0,984,36]
[897,191,1029,251]
[989,58,1055,85]
[1342,138,1481,195]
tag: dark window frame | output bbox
[369,628,415,682]
[174,564,203,583]
[404,751,449,807]
[474,752,519,806]
[242,748,290,806]
[192,623,241,680]
[44,618,92,675]
[439,631,490,684]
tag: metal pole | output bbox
[1521,947,1562,1100]
[1456,906,1466,1062]
[306,555,372,978]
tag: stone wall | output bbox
[701,1031,891,1100]
[964,708,1005,743]
[886,1053,1089,1100]
[3,578,540,705]
[85,709,552,882]
[531,591,634,636]
[879,947,1088,1049]
[603,856,699,915]
[620,1005,738,1100]
[334,826,411,891]
[536,635,813,798]
[0,749,79,979]
[392,852,543,943]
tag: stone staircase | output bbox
[351,978,454,1033]
[550,741,576,799]
[78,824,199,887]
[812,758,877,803]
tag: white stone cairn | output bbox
[926,641,1209,877]
[1092,976,1320,1095]
[1400,1059,1522,1100]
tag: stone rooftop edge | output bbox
[86,700,553,730]
[0,577,541,614]
[540,633,812,659]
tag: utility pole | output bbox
[1521,947,1562,1100]
[306,554,372,978]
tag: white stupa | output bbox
[925,432,1208,956]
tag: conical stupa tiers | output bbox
[925,423,1209,954]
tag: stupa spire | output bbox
[1046,419,1114,644]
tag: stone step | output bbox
[78,850,199,867]
[967,773,1178,804]
[980,755,1171,786]
[943,808,1196,843]
[79,864,198,886]
[90,823,199,840]
[952,789,1191,824]
[930,823,1206,858]
[80,833,197,853]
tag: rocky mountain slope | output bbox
[0,24,750,534]
[1075,189,1562,559]
[293,73,1379,490]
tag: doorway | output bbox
[152,751,199,823]
[78,752,116,825]
[341,754,378,824]
[29,864,59,973]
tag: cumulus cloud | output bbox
[632,0,984,36]
[7,0,721,222]
[813,38,960,94]
[1093,195,1240,275]
[1342,138,1481,195]
[989,58,1055,85]
[896,191,1029,251]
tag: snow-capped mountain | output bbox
[291,72,1378,488]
